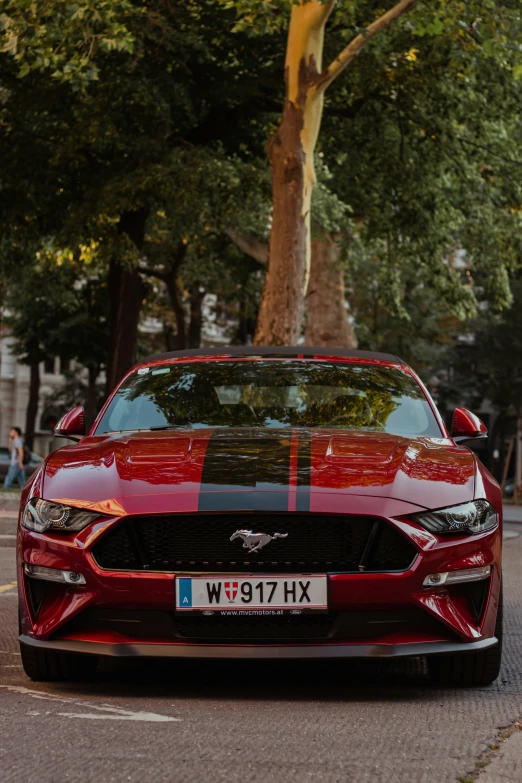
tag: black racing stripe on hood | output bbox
[198,434,291,511]
[296,431,311,512]
[199,490,291,512]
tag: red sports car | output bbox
[17,348,502,685]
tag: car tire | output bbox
[20,641,98,682]
[427,582,503,687]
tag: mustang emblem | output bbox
[230,529,288,553]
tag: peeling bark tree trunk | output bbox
[254,0,419,346]
[304,235,357,348]
[255,0,333,346]
[105,209,148,395]
[24,362,40,450]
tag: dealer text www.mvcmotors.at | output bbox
[219,609,286,616]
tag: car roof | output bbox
[143,346,404,364]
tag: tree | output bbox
[4,251,109,444]
[252,0,420,344]
[2,0,521,361]
[0,0,282,379]
[218,0,521,344]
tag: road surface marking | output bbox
[0,685,181,722]
[56,711,177,721]
[0,581,17,593]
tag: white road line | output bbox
[56,711,176,722]
[0,685,180,723]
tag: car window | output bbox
[96,361,441,438]
[0,448,10,464]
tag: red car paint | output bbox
[17,351,502,660]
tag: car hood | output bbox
[41,428,476,514]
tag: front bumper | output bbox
[17,499,503,659]
[20,634,498,660]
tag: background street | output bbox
[0,500,521,783]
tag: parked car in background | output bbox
[503,478,514,498]
[0,448,43,483]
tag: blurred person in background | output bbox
[3,427,26,490]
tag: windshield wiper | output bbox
[149,424,187,431]
[104,428,155,434]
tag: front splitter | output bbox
[20,635,498,660]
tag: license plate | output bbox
[176,575,328,614]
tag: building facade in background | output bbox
[0,331,65,456]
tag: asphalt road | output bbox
[1,529,522,783]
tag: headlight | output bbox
[412,500,498,535]
[22,499,100,534]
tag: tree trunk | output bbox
[254,0,333,345]
[24,362,40,450]
[105,261,146,394]
[188,287,205,348]
[163,322,177,352]
[105,209,148,394]
[304,235,357,348]
[84,365,99,432]
[237,298,257,345]
[163,244,188,350]
[254,103,308,345]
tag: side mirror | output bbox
[54,406,85,441]
[451,408,488,444]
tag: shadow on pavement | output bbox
[45,655,447,704]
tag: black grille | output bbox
[175,613,336,641]
[91,513,417,574]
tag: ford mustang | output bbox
[17,347,502,685]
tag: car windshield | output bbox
[95,361,441,437]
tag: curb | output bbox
[0,494,21,512]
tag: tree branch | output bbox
[457,137,522,166]
[318,0,419,92]
[225,229,268,264]
[139,242,187,281]
[140,266,166,281]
